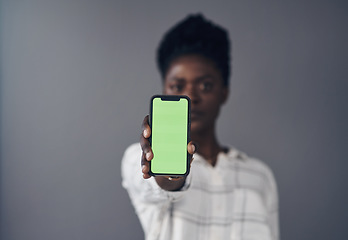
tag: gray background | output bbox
[1,0,347,239]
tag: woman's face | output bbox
[163,54,228,135]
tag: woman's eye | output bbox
[170,84,183,92]
[201,82,213,91]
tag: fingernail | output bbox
[142,165,146,172]
[143,129,148,137]
[191,144,195,153]
[146,152,151,160]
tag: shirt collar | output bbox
[192,146,246,167]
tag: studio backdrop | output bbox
[1,1,347,240]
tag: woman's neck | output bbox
[191,127,223,167]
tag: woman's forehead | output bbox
[165,55,222,83]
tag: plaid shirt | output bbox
[122,143,279,240]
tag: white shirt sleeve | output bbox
[265,165,280,240]
[121,143,191,237]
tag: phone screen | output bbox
[150,95,190,176]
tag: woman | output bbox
[122,14,279,240]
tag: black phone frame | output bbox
[148,95,191,177]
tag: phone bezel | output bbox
[149,95,191,177]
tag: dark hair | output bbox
[156,13,231,86]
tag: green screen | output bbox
[151,97,189,175]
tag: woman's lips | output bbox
[191,110,203,120]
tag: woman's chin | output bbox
[190,121,205,136]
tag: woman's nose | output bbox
[184,84,200,105]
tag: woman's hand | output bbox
[140,115,196,190]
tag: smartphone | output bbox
[149,95,191,177]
